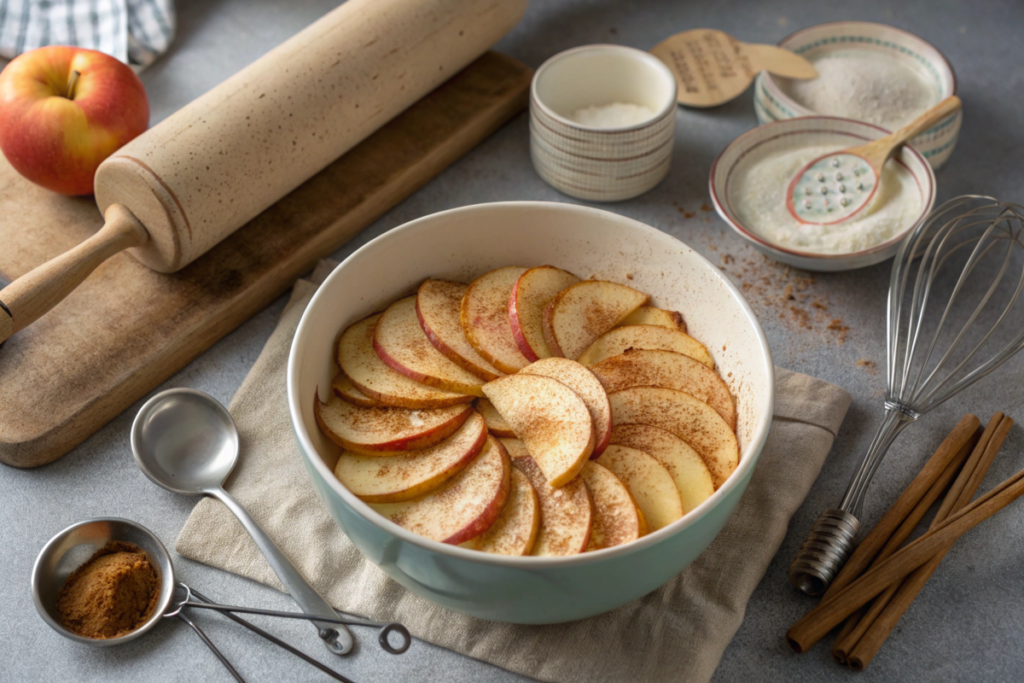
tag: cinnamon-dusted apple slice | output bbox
[521,357,612,457]
[461,468,540,555]
[476,398,515,437]
[580,461,645,550]
[338,314,472,409]
[618,306,686,332]
[331,372,384,408]
[609,387,738,488]
[576,324,714,368]
[334,412,487,502]
[590,349,736,430]
[417,280,503,381]
[542,280,649,360]
[315,392,472,455]
[512,452,593,556]
[482,373,594,487]
[375,297,485,396]
[609,424,714,514]
[370,436,510,545]
[461,266,531,374]
[595,445,683,532]
[508,265,581,361]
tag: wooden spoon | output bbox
[787,96,962,225]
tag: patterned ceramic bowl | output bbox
[288,201,773,624]
[753,21,960,169]
[710,116,937,272]
[530,45,677,201]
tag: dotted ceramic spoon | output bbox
[787,96,961,224]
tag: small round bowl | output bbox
[753,21,960,169]
[32,518,175,645]
[530,45,677,202]
[287,201,774,624]
[710,116,937,272]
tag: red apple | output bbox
[0,46,149,195]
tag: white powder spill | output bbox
[570,102,656,128]
[729,140,922,255]
[779,50,938,130]
[408,411,425,428]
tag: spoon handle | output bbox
[857,96,961,170]
[209,487,355,655]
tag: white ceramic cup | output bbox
[530,45,677,202]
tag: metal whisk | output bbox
[789,195,1024,595]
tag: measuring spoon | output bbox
[130,388,354,655]
[787,96,961,224]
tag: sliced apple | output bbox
[461,266,531,374]
[618,306,686,332]
[338,314,472,409]
[590,349,736,430]
[508,265,581,361]
[609,424,714,514]
[576,324,714,368]
[521,357,612,457]
[580,461,644,550]
[595,445,683,532]
[333,412,487,502]
[370,435,510,545]
[482,373,594,487]
[331,372,384,408]
[498,437,529,458]
[315,392,472,455]
[461,468,540,555]
[542,280,649,360]
[417,280,503,381]
[374,297,485,396]
[476,398,515,437]
[512,454,592,556]
[609,386,739,488]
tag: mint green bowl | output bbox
[287,201,774,624]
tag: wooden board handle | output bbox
[0,204,148,344]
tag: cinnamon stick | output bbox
[846,415,1014,670]
[830,434,977,663]
[786,459,1024,653]
[822,414,980,602]
[831,415,996,662]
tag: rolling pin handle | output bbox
[0,204,148,344]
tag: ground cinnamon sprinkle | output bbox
[57,541,160,639]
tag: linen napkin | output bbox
[177,260,852,683]
[0,0,175,69]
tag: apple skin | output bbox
[0,46,149,195]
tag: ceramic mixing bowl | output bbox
[753,21,960,169]
[287,201,773,624]
[710,116,936,272]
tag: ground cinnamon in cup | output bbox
[56,541,160,639]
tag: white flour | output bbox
[570,102,656,128]
[779,50,937,130]
[729,140,922,255]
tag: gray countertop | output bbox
[4,0,1024,681]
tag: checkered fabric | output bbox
[0,0,175,69]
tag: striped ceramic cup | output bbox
[530,45,677,202]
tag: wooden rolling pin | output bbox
[0,0,527,344]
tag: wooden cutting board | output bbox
[0,51,531,468]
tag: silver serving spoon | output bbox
[131,388,354,656]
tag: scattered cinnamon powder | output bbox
[700,203,713,212]
[857,359,877,374]
[57,541,160,639]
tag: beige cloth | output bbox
[177,261,852,683]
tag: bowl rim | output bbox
[530,43,678,133]
[760,20,959,119]
[287,200,775,568]
[31,517,175,645]
[709,115,937,262]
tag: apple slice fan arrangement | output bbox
[318,270,736,552]
[4,0,1024,681]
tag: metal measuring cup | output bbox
[32,518,410,682]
